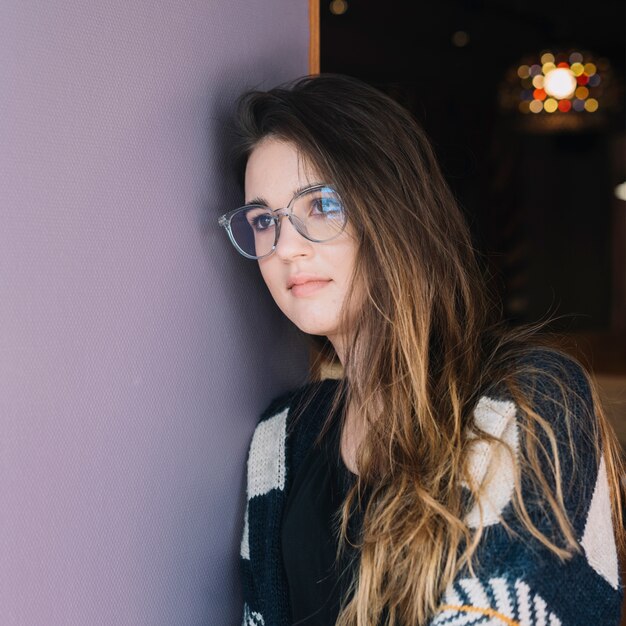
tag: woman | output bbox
[218,74,625,626]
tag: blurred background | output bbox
[319,0,626,447]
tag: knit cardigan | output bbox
[239,351,623,625]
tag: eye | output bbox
[247,211,275,232]
[310,195,343,217]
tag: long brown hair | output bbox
[231,74,625,626]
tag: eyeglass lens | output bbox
[228,186,345,258]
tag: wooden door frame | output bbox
[309,0,320,74]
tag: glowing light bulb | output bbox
[452,31,470,47]
[575,86,589,100]
[329,0,348,15]
[584,63,597,76]
[544,68,577,99]
[570,62,584,76]
[544,98,558,113]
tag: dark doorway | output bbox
[320,0,626,372]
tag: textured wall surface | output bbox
[0,2,309,624]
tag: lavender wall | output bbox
[0,2,309,624]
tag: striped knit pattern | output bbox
[239,350,624,625]
[433,577,562,625]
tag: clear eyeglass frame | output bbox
[217,183,347,260]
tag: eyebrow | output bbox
[245,182,325,207]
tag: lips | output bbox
[287,274,331,290]
[286,274,332,297]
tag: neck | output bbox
[325,332,346,367]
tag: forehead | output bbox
[244,138,320,203]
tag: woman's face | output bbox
[244,138,359,361]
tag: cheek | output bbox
[334,244,358,290]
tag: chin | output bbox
[297,324,334,337]
[290,317,336,337]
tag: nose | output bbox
[273,213,313,261]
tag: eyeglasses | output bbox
[218,183,347,260]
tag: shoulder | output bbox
[242,382,307,498]
[469,346,597,454]
[464,346,609,549]
[474,347,598,459]
[442,349,623,625]
[481,346,593,406]
[244,377,341,496]
[464,348,621,568]
[467,347,600,522]
[251,376,341,434]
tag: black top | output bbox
[281,394,362,626]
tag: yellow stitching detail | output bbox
[439,604,521,626]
